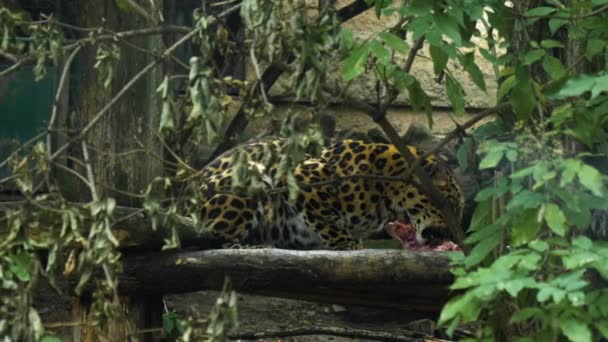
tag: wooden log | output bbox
[119,249,457,313]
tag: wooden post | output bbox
[65,0,165,340]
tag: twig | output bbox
[81,141,98,201]
[0,58,26,77]
[0,50,18,63]
[125,0,158,25]
[229,326,437,342]
[249,32,269,103]
[380,36,425,112]
[51,162,93,190]
[128,327,163,336]
[44,321,86,328]
[1,25,192,78]
[48,45,82,157]
[403,37,425,74]
[415,104,509,164]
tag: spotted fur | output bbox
[195,139,464,250]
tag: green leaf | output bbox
[463,52,487,91]
[341,28,354,49]
[529,240,548,252]
[9,252,31,282]
[567,291,586,306]
[456,139,472,172]
[469,199,492,231]
[433,13,462,45]
[507,190,544,211]
[542,55,566,80]
[523,49,546,65]
[548,18,568,35]
[505,149,518,162]
[379,32,408,53]
[41,337,63,342]
[544,203,567,236]
[524,6,557,17]
[429,44,448,75]
[438,292,480,325]
[572,236,593,250]
[446,74,466,115]
[342,44,369,81]
[585,39,605,59]
[393,69,414,91]
[407,79,433,127]
[479,149,504,169]
[591,74,608,98]
[504,277,536,297]
[512,208,541,246]
[510,75,536,121]
[537,286,558,302]
[510,308,542,324]
[374,0,391,18]
[497,75,517,102]
[464,233,501,267]
[560,159,580,186]
[578,164,604,196]
[595,320,608,339]
[550,74,608,99]
[520,253,542,270]
[369,39,390,63]
[560,319,592,342]
[540,40,564,49]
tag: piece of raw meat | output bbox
[385,221,462,251]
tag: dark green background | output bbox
[0,66,57,177]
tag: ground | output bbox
[38,286,440,341]
[166,291,437,341]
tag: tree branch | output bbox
[205,0,374,161]
[0,25,192,78]
[47,44,82,157]
[48,3,242,163]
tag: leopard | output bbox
[193,138,464,250]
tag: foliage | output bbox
[340,0,608,340]
[1,0,608,341]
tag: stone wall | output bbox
[256,1,499,136]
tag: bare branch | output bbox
[124,0,158,25]
[1,25,192,78]
[0,50,18,63]
[81,141,98,201]
[0,58,27,77]
[48,45,83,157]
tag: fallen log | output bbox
[119,249,457,313]
[2,201,458,311]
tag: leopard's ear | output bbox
[429,165,449,187]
